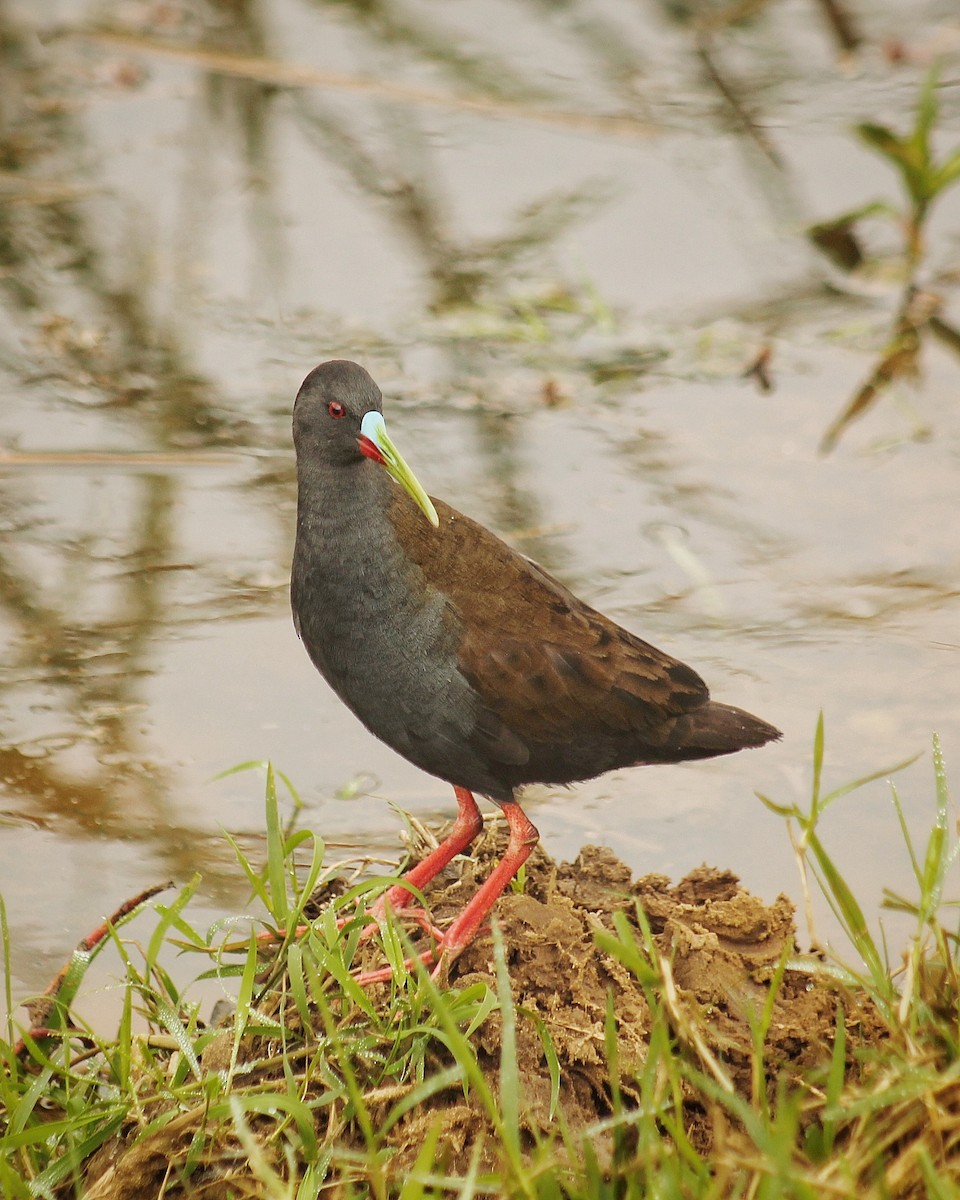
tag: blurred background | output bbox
[1,0,959,1017]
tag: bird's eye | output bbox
[328,401,345,419]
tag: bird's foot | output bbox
[351,918,491,987]
[353,946,440,987]
[353,937,464,986]
[248,904,445,957]
[350,905,446,946]
[351,802,539,987]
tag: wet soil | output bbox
[80,826,889,1197]
[372,828,882,1172]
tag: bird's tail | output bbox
[665,701,781,761]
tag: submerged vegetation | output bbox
[1,729,958,1198]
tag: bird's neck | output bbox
[295,458,394,556]
[291,458,419,639]
[291,457,448,708]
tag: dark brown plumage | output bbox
[291,360,780,976]
[385,490,777,784]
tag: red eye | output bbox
[328,401,345,419]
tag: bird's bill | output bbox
[358,411,440,528]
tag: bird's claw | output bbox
[352,938,460,986]
[353,906,446,946]
[351,920,492,987]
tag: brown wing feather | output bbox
[388,493,709,749]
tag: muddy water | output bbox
[2,2,959,1014]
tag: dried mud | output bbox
[80,826,890,1198]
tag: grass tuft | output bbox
[1,731,958,1197]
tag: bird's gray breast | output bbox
[291,516,487,783]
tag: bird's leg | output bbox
[349,786,482,946]
[373,786,483,916]
[354,801,539,985]
[433,801,538,959]
[253,790,483,957]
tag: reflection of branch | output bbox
[320,0,543,102]
[0,450,233,465]
[192,4,288,302]
[0,745,250,902]
[79,32,654,140]
[0,18,247,445]
[0,466,235,897]
[518,0,650,110]
[812,0,863,54]
[928,314,960,358]
[292,92,605,309]
[0,537,62,644]
[0,746,153,839]
[813,68,960,450]
[695,34,784,171]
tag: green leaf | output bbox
[857,122,927,205]
[462,982,498,1037]
[264,763,289,926]
[154,998,202,1081]
[381,1065,464,1137]
[756,791,798,819]
[522,1007,561,1122]
[287,943,313,1031]
[230,1091,319,1163]
[857,122,906,159]
[931,148,960,194]
[146,877,200,977]
[493,923,521,1161]
[917,734,951,921]
[806,830,887,988]
[819,751,923,814]
[810,711,825,820]
[397,1117,443,1199]
[229,927,260,1077]
[23,1111,126,1197]
[913,62,940,147]
[1,894,12,1048]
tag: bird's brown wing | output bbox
[389,494,709,751]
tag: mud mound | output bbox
[80,828,889,1197]
[365,828,878,1171]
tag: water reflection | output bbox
[0,0,957,1012]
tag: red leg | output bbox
[260,788,482,954]
[436,801,538,957]
[345,786,483,947]
[372,786,483,917]
[355,801,539,985]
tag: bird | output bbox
[290,360,780,977]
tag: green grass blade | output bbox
[153,998,202,1081]
[397,1117,442,1200]
[146,875,201,978]
[806,829,887,987]
[811,711,825,818]
[1,894,12,1046]
[522,1007,561,1122]
[492,923,521,1163]
[819,751,923,813]
[381,1065,464,1137]
[264,763,290,926]
[23,1109,127,1199]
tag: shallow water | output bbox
[1,0,959,1016]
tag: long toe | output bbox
[355,906,446,945]
[353,944,441,987]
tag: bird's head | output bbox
[293,360,439,528]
